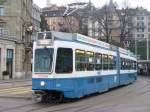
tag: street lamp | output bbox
[146,36,149,60]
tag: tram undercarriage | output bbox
[32,90,64,103]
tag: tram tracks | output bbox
[24,89,133,112]
[0,101,55,112]
[1,77,150,112]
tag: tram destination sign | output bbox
[37,32,53,46]
[37,39,53,45]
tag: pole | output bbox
[147,37,149,60]
[135,35,137,57]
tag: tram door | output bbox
[7,49,13,79]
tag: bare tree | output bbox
[115,9,129,47]
[95,5,114,43]
[73,1,95,35]
[114,1,133,48]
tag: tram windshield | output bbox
[34,48,54,73]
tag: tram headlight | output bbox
[40,81,45,86]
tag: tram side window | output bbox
[126,59,130,69]
[130,60,133,70]
[86,51,94,71]
[108,55,116,69]
[108,55,112,69]
[131,61,134,70]
[128,59,131,70]
[125,59,128,70]
[134,61,137,70]
[95,53,102,70]
[55,48,73,73]
[121,58,125,70]
[129,60,137,70]
[126,59,131,70]
[113,56,116,69]
[75,49,86,71]
[102,54,108,70]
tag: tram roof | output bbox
[52,31,111,48]
[37,31,136,58]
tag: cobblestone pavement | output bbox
[0,76,150,112]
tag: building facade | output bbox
[88,3,150,64]
[0,0,33,79]
[32,3,41,41]
[127,8,150,61]
[42,5,79,33]
[88,0,121,46]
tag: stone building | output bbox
[0,0,33,79]
[130,7,150,61]
[42,5,79,33]
[32,3,41,41]
[88,0,121,46]
[88,1,150,64]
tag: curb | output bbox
[0,95,32,100]
[0,80,31,84]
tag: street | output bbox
[0,76,150,112]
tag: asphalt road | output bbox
[0,76,150,112]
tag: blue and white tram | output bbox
[32,31,137,102]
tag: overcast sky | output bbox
[33,0,150,11]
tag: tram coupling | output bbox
[32,91,47,103]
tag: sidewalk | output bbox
[0,79,32,99]
[0,78,32,89]
[0,86,32,100]
[0,78,31,83]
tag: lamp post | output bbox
[134,35,137,56]
[146,36,149,60]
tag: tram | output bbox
[32,31,137,102]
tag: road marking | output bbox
[0,87,32,95]
[0,87,31,91]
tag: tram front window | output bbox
[34,48,54,73]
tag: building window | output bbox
[95,32,99,37]
[7,49,13,78]
[137,28,144,32]
[88,30,92,37]
[7,49,13,60]
[137,16,144,20]
[137,34,144,38]
[88,21,93,28]
[0,5,4,16]
[0,22,8,35]
[137,22,144,28]
[55,48,73,73]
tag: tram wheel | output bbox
[47,92,64,103]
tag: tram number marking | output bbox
[56,84,61,87]
[97,71,101,75]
